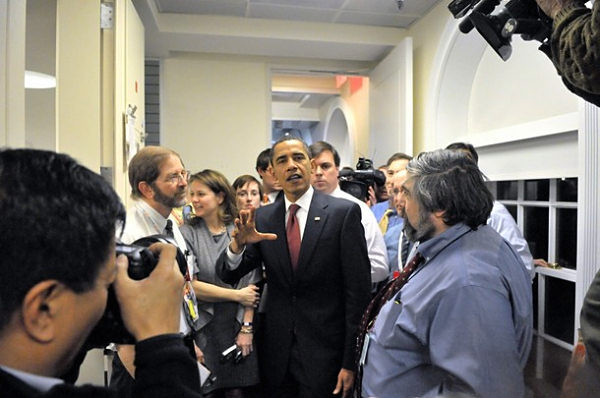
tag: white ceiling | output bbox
[132,0,445,125]
[133,0,444,67]
[152,0,441,29]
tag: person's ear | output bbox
[138,181,154,200]
[21,281,67,343]
[217,192,225,205]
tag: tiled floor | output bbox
[524,336,572,398]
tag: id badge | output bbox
[183,280,201,331]
[359,333,370,367]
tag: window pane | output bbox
[557,178,578,202]
[524,206,548,259]
[544,277,575,343]
[505,205,517,222]
[524,179,549,201]
[557,208,577,270]
[497,180,518,200]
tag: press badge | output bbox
[359,333,370,367]
[183,280,201,331]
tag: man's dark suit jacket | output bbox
[218,190,371,395]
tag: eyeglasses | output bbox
[164,170,190,184]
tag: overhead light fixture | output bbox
[24,70,56,89]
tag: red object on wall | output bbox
[335,75,363,95]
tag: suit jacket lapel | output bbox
[263,194,293,283]
[297,192,328,272]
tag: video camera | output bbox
[448,0,552,61]
[339,157,386,202]
[86,235,188,348]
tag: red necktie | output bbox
[354,252,425,397]
[286,204,301,271]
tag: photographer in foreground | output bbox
[535,0,600,103]
[0,148,201,397]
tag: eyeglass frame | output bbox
[163,169,191,184]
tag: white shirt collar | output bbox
[134,199,168,230]
[283,186,314,212]
[0,365,63,393]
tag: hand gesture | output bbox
[230,206,277,253]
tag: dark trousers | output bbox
[268,338,322,398]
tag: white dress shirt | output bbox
[488,201,534,279]
[331,187,389,283]
[121,199,196,334]
[282,186,314,240]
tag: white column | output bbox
[576,100,600,339]
[0,0,26,147]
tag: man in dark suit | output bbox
[218,137,371,397]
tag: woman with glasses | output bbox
[181,170,260,398]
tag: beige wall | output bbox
[162,54,270,181]
[56,0,101,171]
[405,2,449,153]
[340,77,370,161]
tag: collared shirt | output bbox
[283,186,314,240]
[0,365,62,393]
[371,201,403,231]
[362,223,533,398]
[122,199,196,334]
[488,201,534,279]
[331,187,388,283]
[383,222,405,275]
[226,187,314,263]
[266,190,280,205]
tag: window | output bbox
[486,178,578,348]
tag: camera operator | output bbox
[0,148,201,397]
[535,0,600,104]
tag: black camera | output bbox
[85,235,187,348]
[448,0,552,61]
[221,344,244,364]
[339,157,386,202]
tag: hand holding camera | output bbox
[114,242,185,341]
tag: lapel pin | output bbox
[314,217,321,221]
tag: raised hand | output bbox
[230,206,277,253]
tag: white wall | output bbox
[161,54,270,181]
[468,37,578,135]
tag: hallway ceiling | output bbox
[152,0,440,29]
[133,0,444,69]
